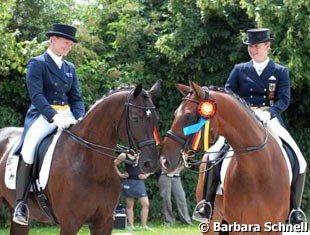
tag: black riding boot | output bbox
[12,157,33,226]
[289,172,307,225]
[193,162,219,222]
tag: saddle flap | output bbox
[5,131,61,190]
[33,130,57,181]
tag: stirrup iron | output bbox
[192,200,212,222]
[12,201,30,226]
[288,208,307,224]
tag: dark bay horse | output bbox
[160,81,290,235]
[0,81,161,235]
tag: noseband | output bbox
[165,130,187,147]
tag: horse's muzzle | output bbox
[160,155,169,170]
[140,158,158,174]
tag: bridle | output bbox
[64,88,157,166]
[165,90,270,169]
[165,95,202,149]
[165,95,206,167]
[124,89,157,165]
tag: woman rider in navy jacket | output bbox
[13,23,85,226]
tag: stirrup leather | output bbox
[288,208,307,224]
[192,200,213,222]
[13,202,30,226]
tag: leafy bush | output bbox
[0,106,23,127]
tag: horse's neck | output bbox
[78,98,120,144]
[223,118,264,149]
[65,121,116,180]
[219,103,272,177]
[70,101,120,163]
[218,96,266,154]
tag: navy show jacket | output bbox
[26,52,85,122]
[225,59,290,123]
[14,52,85,154]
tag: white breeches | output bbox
[207,136,226,162]
[21,110,75,164]
[205,118,307,174]
[267,118,307,174]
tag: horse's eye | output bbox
[183,114,197,124]
[130,115,139,122]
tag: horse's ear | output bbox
[176,84,190,97]
[190,81,205,100]
[148,79,162,98]
[133,84,143,97]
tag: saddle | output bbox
[32,130,59,224]
[32,130,57,179]
[5,130,60,224]
[206,137,300,197]
[282,141,299,185]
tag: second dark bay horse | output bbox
[160,81,290,235]
[0,81,161,235]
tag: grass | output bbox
[0,222,201,235]
[0,221,308,235]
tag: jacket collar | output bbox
[244,60,276,88]
[46,48,63,69]
[44,53,69,82]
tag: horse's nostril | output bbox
[160,156,171,170]
[141,160,158,174]
[143,161,151,169]
[163,160,170,170]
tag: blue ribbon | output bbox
[183,118,207,135]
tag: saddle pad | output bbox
[217,145,293,195]
[5,131,61,190]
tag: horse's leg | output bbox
[7,206,30,235]
[89,183,120,235]
[57,218,82,235]
[10,222,30,235]
[59,225,79,235]
[89,214,114,235]
[58,217,80,235]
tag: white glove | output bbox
[53,114,77,130]
[254,109,271,124]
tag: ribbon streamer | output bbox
[183,118,207,135]
[153,127,161,145]
[203,120,210,150]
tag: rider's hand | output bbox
[254,109,271,124]
[53,114,77,130]
[66,117,78,126]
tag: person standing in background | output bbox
[114,153,151,231]
[159,164,192,226]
